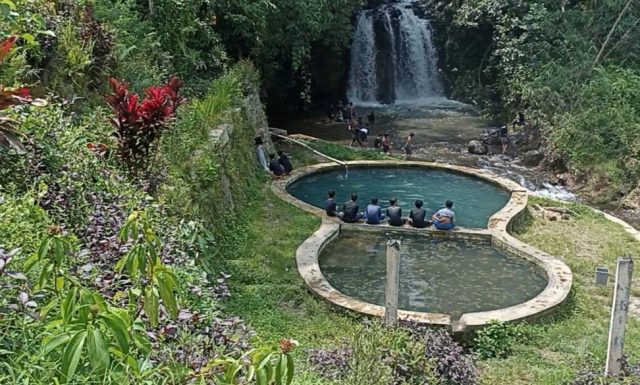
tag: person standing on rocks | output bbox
[402,132,415,156]
[499,125,509,154]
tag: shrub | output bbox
[106,76,184,172]
[307,346,353,380]
[472,320,535,360]
[403,323,479,385]
[570,356,640,385]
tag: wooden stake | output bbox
[384,239,401,326]
[605,257,634,376]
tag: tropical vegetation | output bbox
[1,0,640,384]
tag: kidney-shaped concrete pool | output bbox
[272,161,573,331]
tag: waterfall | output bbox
[347,1,443,105]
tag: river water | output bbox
[274,101,574,198]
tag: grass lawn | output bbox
[214,148,640,385]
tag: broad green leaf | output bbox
[20,33,35,45]
[40,296,60,319]
[38,263,53,289]
[78,290,94,323]
[99,313,129,354]
[24,253,39,272]
[156,274,178,318]
[275,354,285,385]
[61,330,87,383]
[246,364,256,382]
[286,354,294,385]
[143,287,159,327]
[256,367,267,385]
[37,236,53,261]
[87,326,110,372]
[43,333,71,354]
[114,255,128,273]
[55,276,65,292]
[0,0,16,10]
[61,288,77,324]
[257,353,274,370]
[54,238,65,264]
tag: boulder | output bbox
[467,140,488,155]
[522,150,544,167]
[621,183,640,209]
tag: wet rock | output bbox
[467,140,488,155]
[522,150,544,167]
[621,183,640,209]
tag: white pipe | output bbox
[269,132,347,167]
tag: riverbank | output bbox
[273,106,640,230]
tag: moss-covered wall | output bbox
[160,63,273,233]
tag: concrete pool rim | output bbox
[272,160,574,331]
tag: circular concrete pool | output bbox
[287,166,510,228]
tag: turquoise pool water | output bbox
[319,231,547,317]
[287,167,510,228]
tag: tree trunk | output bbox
[593,0,633,69]
[148,0,155,19]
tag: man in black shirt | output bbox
[277,150,293,175]
[386,198,405,226]
[340,193,363,223]
[268,153,284,177]
[325,190,337,217]
[408,199,429,228]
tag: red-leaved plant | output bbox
[105,76,184,172]
[0,36,33,152]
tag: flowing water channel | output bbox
[319,231,548,317]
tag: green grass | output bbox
[280,137,391,169]
[479,196,640,385]
[216,184,640,384]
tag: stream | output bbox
[271,100,640,229]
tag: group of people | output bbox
[325,191,456,231]
[329,100,375,125]
[329,100,415,156]
[268,150,293,177]
[255,136,295,178]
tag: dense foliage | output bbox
[424,0,640,200]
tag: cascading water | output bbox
[347,1,443,105]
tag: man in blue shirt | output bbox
[364,197,385,224]
[432,200,455,230]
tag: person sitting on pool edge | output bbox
[277,150,293,175]
[432,200,455,230]
[325,190,337,217]
[268,153,285,177]
[386,198,405,226]
[408,199,430,228]
[364,197,385,225]
[340,193,363,223]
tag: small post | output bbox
[595,266,609,286]
[384,239,401,326]
[605,257,634,376]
